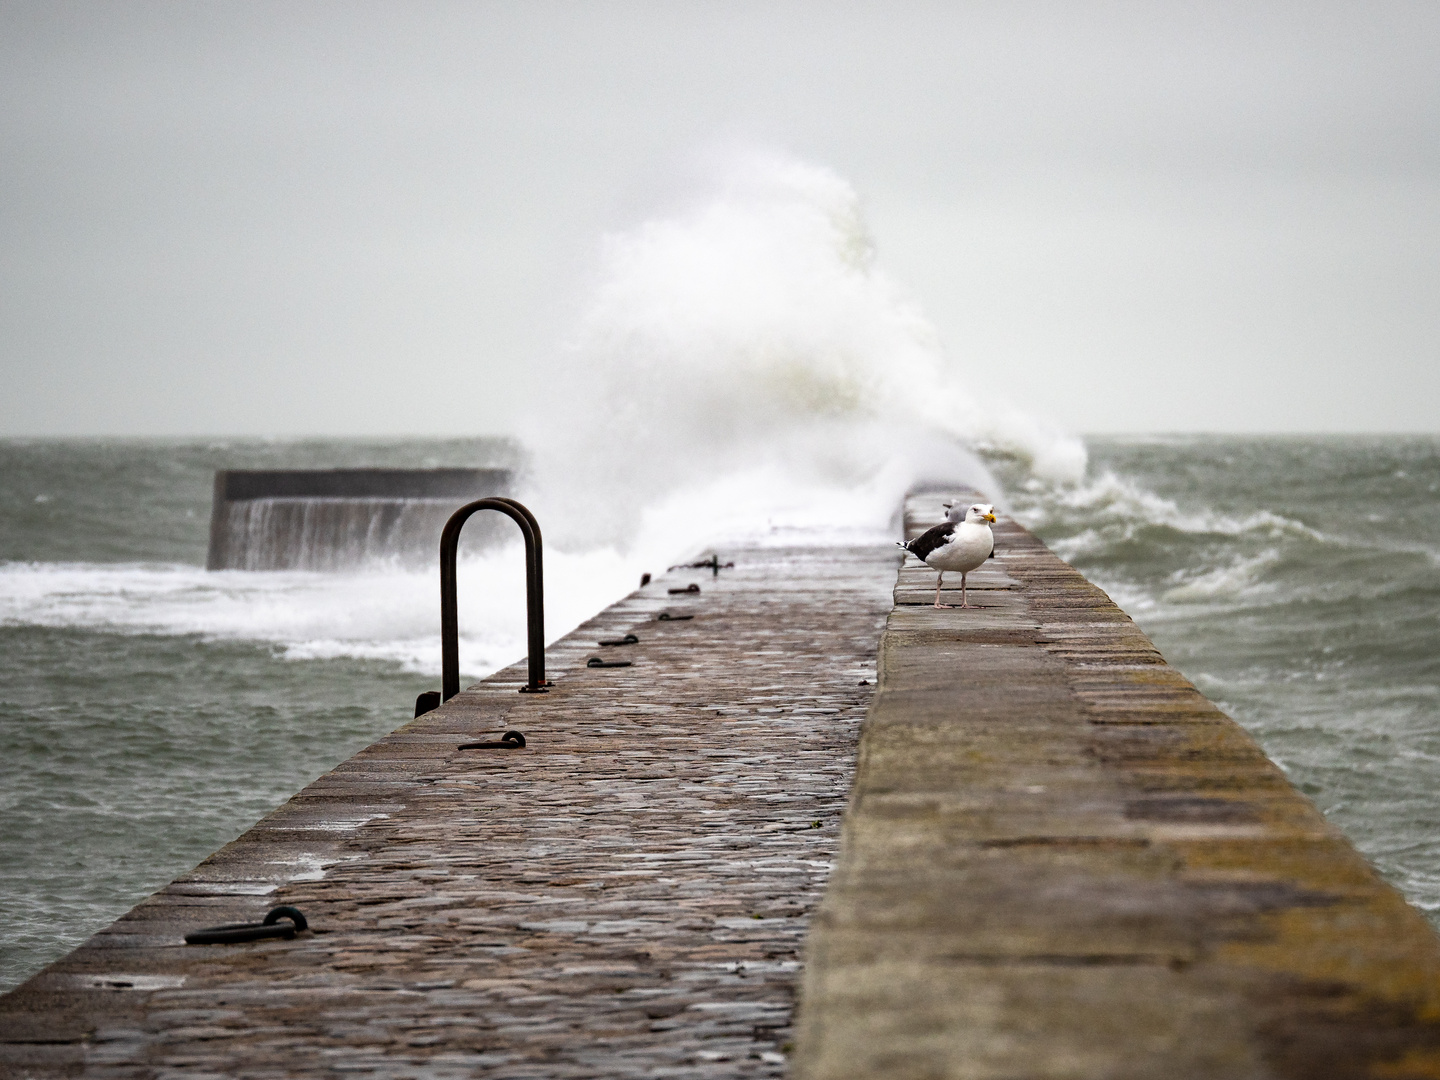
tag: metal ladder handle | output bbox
[440,498,546,699]
[497,497,546,694]
[492,497,544,645]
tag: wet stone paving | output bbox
[0,540,897,1077]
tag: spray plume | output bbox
[523,151,1084,554]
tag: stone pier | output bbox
[4,490,1440,1078]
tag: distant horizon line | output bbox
[0,430,1435,442]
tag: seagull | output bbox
[898,502,997,609]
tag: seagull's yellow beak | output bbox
[985,512,997,523]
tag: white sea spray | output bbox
[523,150,1083,554]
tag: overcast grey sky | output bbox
[2,1,1437,436]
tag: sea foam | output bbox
[521,150,1084,553]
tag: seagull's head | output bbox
[942,501,996,524]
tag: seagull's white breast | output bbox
[923,521,994,574]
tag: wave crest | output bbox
[1020,469,1321,547]
[525,150,1084,551]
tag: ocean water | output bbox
[2,434,1437,994]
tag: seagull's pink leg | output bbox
[933,572,951,609]
[959,572,973,609]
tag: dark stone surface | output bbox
[217,468,511,501]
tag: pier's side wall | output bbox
[793,489,1440,1080]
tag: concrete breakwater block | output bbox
[206,467,511,570]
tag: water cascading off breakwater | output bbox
[206,468,512,571]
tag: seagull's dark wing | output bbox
[904,521,955,561]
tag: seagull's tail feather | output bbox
[895,540,912,551]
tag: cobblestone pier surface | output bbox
[793,490,1440,1080]
[0,539,896,1077]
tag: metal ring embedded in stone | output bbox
[668,583,701,595]
[458,730,526,750]
[587,656,633,668]
[657,613,694,622]
[599,634,639,646]
[184,905,308,945]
